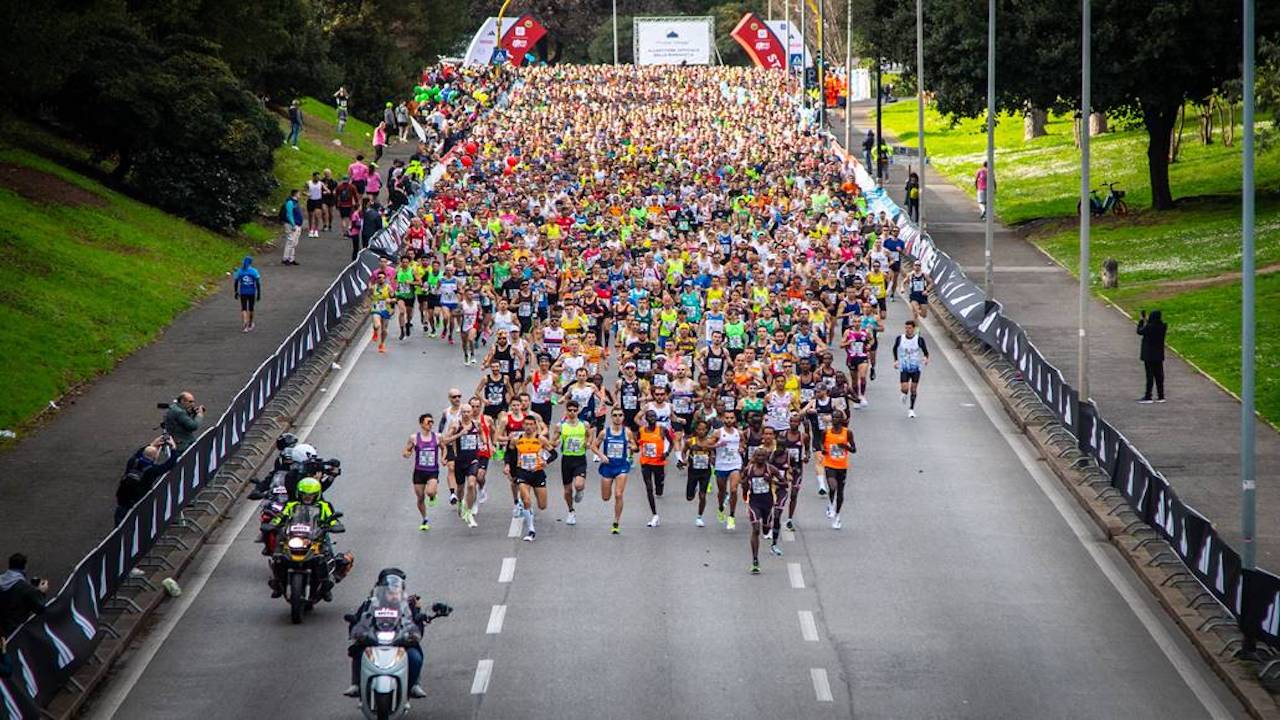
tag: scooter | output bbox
[354,593,451,719]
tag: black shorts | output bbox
[354,180,367,194]
[890,260,901,273]
[850,356,868,369]
[747,494,774,524]
[425,294,441,309]
[909,292,928,305]
[824,467,848,484]
[455,457,481,482]
[900,370,922,384]
[412,469,439,485]
[323,196,337,207]
[239,295,256,312]
[516,469,547,487]
[672,413,694,433]
[307,199,323,211]
[531,401,553,425]
[398,294,415,307]
[561,455,588,485]
[339,206,355,219]
[876,297,887,312]
[483,405,506,419]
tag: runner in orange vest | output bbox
[820,411,855,530]
[637,409,675,528]
[512,415,553,542]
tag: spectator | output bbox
[334,87,350,133]
[233,256,262,333]
[365,163,383,201]
[904,172,920,223]
[348,199,366,261]
[373,121,388,163]
[115,436,178,525]
[287,99,303,149]
[281,189,304,265]
[395,101,410,143]
[862,130,874,170]
[163,392,205,451]
[0,553,48,636]
[349,154,370,196]
[1137,309,1167,403]
[360,202,384,255]
[975,161,990,219]
[335,175,358,235]
[386,178,408,212]
[383,102,397,140]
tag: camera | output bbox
[302,457,342,477]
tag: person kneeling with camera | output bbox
[0,553,48,636]
[115,435,179,525]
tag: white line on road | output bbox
[85,322,376,720]
[810,668,833,702]
[798,611,819,642]
[787,562,805,589]
[507,517,521,538]
[486,605,507,634]
[498,557,517,583]
[926,315,1237,720]
[471,659,494,694]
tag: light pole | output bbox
[983,0,995,299]
[1078,0,1090,402]
[818,0,826,129]
[843,0,852,152]
[612,0,619,65]
[875,59,883,181]
[785,0,792,74]
[1241,0,1258,618]
[916,0,926,228]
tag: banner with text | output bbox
[463,17,502,66]
[765,20,811,70]
[634,17,714,66]
[499,15,547,66]
[730,13,786,69]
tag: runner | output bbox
[636,409,675,527]
[440,404,485,528]
[742,448,782,575]
[368,271,393,354]
[511,416,553,542]
[591,408,635,535]
[401,414,440,531]
[893,319,931,419]
[821,411,855,529]
[550,400,591,525]
[683,419,715,527]
[905,260,933,322]
[710,409,743,531]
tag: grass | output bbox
[873,99,1280,423]
[0,148,254,431]
[268,97,376,207]
[1103,275,1280,422]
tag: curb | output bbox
[928,292,1280,719]
[45,301,369,720]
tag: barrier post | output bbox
[1240,0,1259,656]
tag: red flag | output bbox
[500,15,547,67]
[730,13,786,69]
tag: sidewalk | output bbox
[831,102,1280,570]
[0,139,417,584]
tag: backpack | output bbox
[116,462,147,504]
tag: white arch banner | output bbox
[633,17,714,66]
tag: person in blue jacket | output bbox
[233,256,263,332]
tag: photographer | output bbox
[0,553,48,636]
[115,435,179,525]
[162,392,204,452]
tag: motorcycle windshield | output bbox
[286,504,323,538]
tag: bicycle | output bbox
[1078,181,1129,217]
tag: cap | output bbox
[624,361,637,369]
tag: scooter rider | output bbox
[267,477,347,600]
[343,569,450,699]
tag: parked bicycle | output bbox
[1078,182,1129,217]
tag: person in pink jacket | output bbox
[373,121,388,163]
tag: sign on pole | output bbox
[730,13,786,69]
[633,17,715,65]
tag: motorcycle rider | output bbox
[343,569,448,699]
[249,433,300,496]
[267,477,348,600]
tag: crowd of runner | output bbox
[376,65,933,574]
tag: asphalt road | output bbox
[87,297,1248,720]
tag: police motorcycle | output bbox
[266,478,352,623]
[249,440,341,554]
[345,569,452,720]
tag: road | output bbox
[87,297,1248,720]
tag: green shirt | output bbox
[559,421,587,456]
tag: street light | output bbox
[916,0,926,228]
[1078,0,1090,402]
[843,0,852,151]
[1241,0,1258,632]
[612,0,619,65]
[983,0,995,299]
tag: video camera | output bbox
[302,457,342,478]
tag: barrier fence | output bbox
[845,151,1280,651]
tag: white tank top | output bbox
[494,310,516,332]
[715,428,742,471]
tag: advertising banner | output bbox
[730,13,785,69]
[633,17,714,66]
[463,17,502,66]
[765,21,810,70]
[500,15,547,67]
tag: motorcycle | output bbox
[351,583,451,720]
[270,505,350,624]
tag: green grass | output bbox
[1102,275,1280,422]
[269,97,374,207]
[0,148,254,431]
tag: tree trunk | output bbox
[1198,99,1214,144]
[1144,102,1179,210]
[1088,112,1108,136]
[1169,101,1186,163]
[1073,114,1082,149]
[1024,105,1047,141]
[1221,102,1235,146]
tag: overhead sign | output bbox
[765,21,811,70]
[500,14,547,67]
[633,17,714,66]
[464,17,502,66]
[730,13,786,69]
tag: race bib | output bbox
[519,453,539,471]
[641,442,658,459]
[564,436,584,454]
[750,476,770,494]
[460,435,478,451]
[691,452,710,470]
[417,448,437,467]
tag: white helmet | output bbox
[285,443,317,465]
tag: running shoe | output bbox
[1136,397,1154,404]
[428,496,438,508]
[825,504,835,519]
[750,563,760,575]
[512,503,524,518]
[762,529,773,541]
[832,515,842,530]
[378,345,386,353]
[716,509,726,524]
[419,520,431,532]
[770,544,783,557]
[695,516,705,527]
[647,514,660,528]
[870,367,876,381]
[706,477,715,494]
[610,523,620,535]
[449,492,459,506]
[784,519,796,531]
[817,485,828,497]
[523,531,536,542]
[466,513,478,529]
[860,399,869,408]
[726,516,736,531]
[908,409,917,419]
[565,511,577,526]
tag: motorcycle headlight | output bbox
[375,630,396,644]
[287,537,308,551]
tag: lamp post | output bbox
[983,0,995,299]
[612,0,619,65]
[916,0,926,228]
[1078,0,1090,403]
[843,0,852,152]
[1241,0,1258,634]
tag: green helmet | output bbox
[296,477,322,501]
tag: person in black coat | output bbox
[115,436,179,525]
[1137,309,1167,403]
[0,553,48,636]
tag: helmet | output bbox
[296,477,323,503]
[275,432,299,452]
[377,567,407,587]
[286,443,317,464]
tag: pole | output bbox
[801,0,807,106]
[1078,0,1090,402]
[785,0,792,74]
[769,0,773,21]
[875,59,883,182]
[612,0,619,65]
[843,0,852,152]
[495,0,514,61]
[983,0,995,298]
[818,0,826,129]
[916,0,926,229]
[1241,0,1258,587]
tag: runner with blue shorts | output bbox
[592,409,635,535]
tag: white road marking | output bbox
[810,668,833,702]
[507,517,521,538]
[486,605,507,634]
[925,315,1237,720]
[85,323,376,720]
[787,562,805,589]
[471,659,494,694]
[498,557,517,583]
[798,610,819,642]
